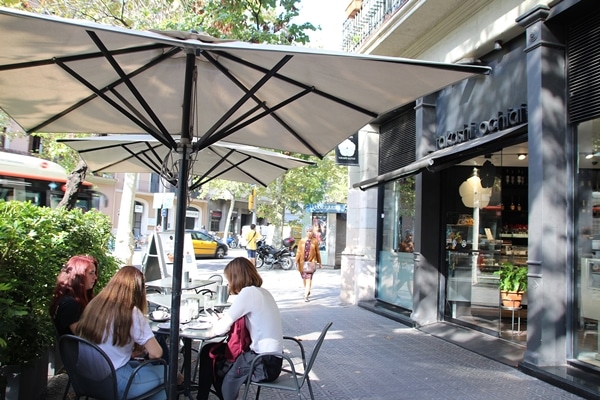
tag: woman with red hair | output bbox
[49,254,98,336]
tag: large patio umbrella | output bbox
[0,7,490,395]
[58,135,314,189]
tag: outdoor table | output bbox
[151,320,226,399]
[145,278,217,293]
[146,293,174,309]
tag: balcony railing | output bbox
[342,0,410,53]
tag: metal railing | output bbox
[342,0,410,53]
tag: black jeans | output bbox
[196,344,282,400]
[197,343,223,400]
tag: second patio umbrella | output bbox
[58,135,314,189]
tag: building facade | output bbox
[341,0,600,396]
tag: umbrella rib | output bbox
[197,53,293,145]
[68,140,164,174]
[190,175,218,190]
[202,88,321,157]
[213,50,379,118]
[234,151,293,171]
[198,52,322,157]
[195,147,269,188]
[29,47,181,147]
[52,59,176,147]
[192,102,265,152]
[0,43,172,71]
[87,31,173,144]
[210,149,270,186]
[196,148,235,180]
[121,145,164,174]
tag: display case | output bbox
[581,258,600,360]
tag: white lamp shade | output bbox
[459,176,491,208]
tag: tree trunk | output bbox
[57,159,87,210]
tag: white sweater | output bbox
[213,286,283,354]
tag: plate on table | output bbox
[186,321,212,330]
[157,322,172,330]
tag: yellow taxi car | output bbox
[188,230,228,259]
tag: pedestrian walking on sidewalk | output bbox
[295,226,322,302]
[245,224,262,266]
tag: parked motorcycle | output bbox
[226,234,239,249]
[256,240,294,270]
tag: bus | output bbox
[0,151,101,210]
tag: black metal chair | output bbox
[242,322,333,400]
[58,334,167,400]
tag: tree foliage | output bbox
[7,0,317,45]
[256,152,347,225]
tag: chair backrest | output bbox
[205,274,224,294]
[59,334,119,400]
[303,322,333,378]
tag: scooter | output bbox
[256,240,294,270]
[226,234,239,249]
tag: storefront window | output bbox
[575,118,600,368]
[377,178,416,310]
[442,147,528,342]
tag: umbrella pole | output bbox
[167,52,196,400]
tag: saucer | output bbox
[150,315,170,322]
[186,321,212,330]
[157,322,172,330]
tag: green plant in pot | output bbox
[494,262,528,307]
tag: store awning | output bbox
[354,123,527,190]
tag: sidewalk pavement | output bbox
[41,265,585,400]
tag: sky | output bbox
[292,0,349,51]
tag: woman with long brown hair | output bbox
[197,257,283,400]
[49,254,98,336]
[295,226,322,302]
[76,266,166,400]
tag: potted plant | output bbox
[494,262,528,307]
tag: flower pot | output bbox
[0,351,49,400]
[500,291,523,308]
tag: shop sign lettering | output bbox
[305,203,347,213]
[436,105,527,150]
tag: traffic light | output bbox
[248,189,255,211]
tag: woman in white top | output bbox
[197,257,283,400]
[76,266,166,400]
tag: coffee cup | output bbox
[151,310,169,320]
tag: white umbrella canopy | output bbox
[0,7,491,395]
[58,135,314,188]
[0,8,490,158]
